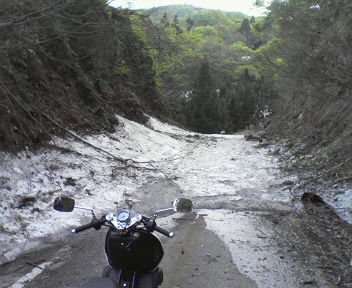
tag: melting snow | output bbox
[8,261,52,288]
[0,115,287,265]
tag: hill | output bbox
[0,0,163,152]
[138,5,204,22]
[139,5,247,24]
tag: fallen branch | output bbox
[1,84,54,145]
[335,176,352,183]
[41,113,135,165]
[292,157,351,193]
[25,261,50,273]
[134,157,182,164]
[0,0,76,28]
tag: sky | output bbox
[111,0,269,16]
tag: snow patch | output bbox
[1,115,281,265]
[9,261,52,288]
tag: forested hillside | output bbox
[261,0,352,179]
[1,0,351,180]
[135,1,352,179]
[138,4,205,22]
[0,0,162,151]
[136,5,275,133]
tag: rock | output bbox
[272,218,279,225]
[301,192,325,207]
[64,177,76,186]
[85,189,93,196]
[302,279,315,285]
[0,176,10,186]
[271,148,281,155]
[244,130,267,142]
[255,142,271,148]
[282,180,295,186]
[18,196,36,208]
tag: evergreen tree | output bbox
[160,12,169,27]
[240,18,251,36]
[187,62,220,133]
[172,15,182,34]
[186,16,194,31]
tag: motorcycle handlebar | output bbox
[141,216,174,238]
[72,219,104,233]
[71,215,173,237]
[154,225,174,238]
[72,222,95,233]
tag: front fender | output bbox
[102,266,163,288]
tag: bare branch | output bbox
[0,0,80,28]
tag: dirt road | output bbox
[0,178,257,288]
[1,118,351,287]
[2,177,351,288]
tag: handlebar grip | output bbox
[154,225,174,238]
[72,222,96,233]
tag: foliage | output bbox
[0,0,161,151]
[186,62,221,133]
[141,5,203,23]
[250,0,352,179]
[136,5,277,133]
[268,0,352,93]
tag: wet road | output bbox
[0,178,257,288]
[1,131,352,287]
[2,178,351,288]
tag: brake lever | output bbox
[142,216,156,232]
[93,216,107,230]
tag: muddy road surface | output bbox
[1,122,351,288]
[2,180,351,288]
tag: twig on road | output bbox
[25,261,50,273]
[291,157,351,194]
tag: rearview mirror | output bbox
[154,198,193,217]
[53,196,75,212]
[173,198,192,213]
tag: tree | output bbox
[240,18,251,36]
[267,0,352,97]
[172,15,182,34]
[186,61,220,133]
[136,5,275,132]
[186,16,194,31]
[160,12,169,27]
[0,0,162,151]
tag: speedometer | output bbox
[116,210,131,223]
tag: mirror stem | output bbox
[154,207,174,218]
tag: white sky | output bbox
[111,0,269,16]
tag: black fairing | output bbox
[105,229,164,273]
[66,277,117,288]
[102,266,163,288]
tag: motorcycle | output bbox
[53,196,192,288]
